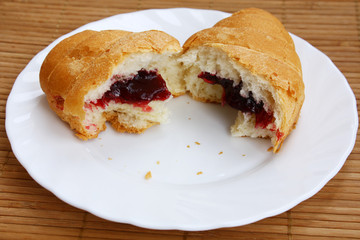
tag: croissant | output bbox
[40,30,184,140]
[180,8,305,152]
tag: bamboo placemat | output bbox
[1,0,359,239]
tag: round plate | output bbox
[5,8,358,230]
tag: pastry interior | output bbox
[180,46,283,147]
[79,52,183,138]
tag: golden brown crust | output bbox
[41,30,132,99]
[183,8,305,152]
[183,27,301,76]
[214,8,293,47]
[39,30,97,94]
[104,112,156,134]
[40,30,181,139]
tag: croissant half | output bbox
[180,8,305,152]
[40,30,185,140]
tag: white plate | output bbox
[6,8,358,230]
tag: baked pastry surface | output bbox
[180,8,304,152]
[40,30,184,139]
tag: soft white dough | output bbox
[82,52,183,135]
[180,46,282,145]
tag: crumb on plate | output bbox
[218,151,223,155]
[197,171,203,175]
[145,171,152,180]
[195,141,200,145]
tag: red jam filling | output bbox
[198,72,276,130]
[89,69,171,112]
[276,129,284,141]
[54,95,64,111]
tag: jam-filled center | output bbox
[90,69,171,112]
[198,72,274,129]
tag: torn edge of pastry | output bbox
[40,30,185,140]
[179,8,305,152]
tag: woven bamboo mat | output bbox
[1,0,359,239]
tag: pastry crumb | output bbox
[188,117,191,120]
[195,141,200,145]
[187,145,190,148]
[267,147,274,152]
[187,101,190,104]
[108,157,112,160]
[242,154,246,157]
[145,171,152,180]
[156,161,160,165]
[218,151,223,155]
[197,171,203,175]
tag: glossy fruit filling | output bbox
[198,72,275,130]
[89,69,171,112]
